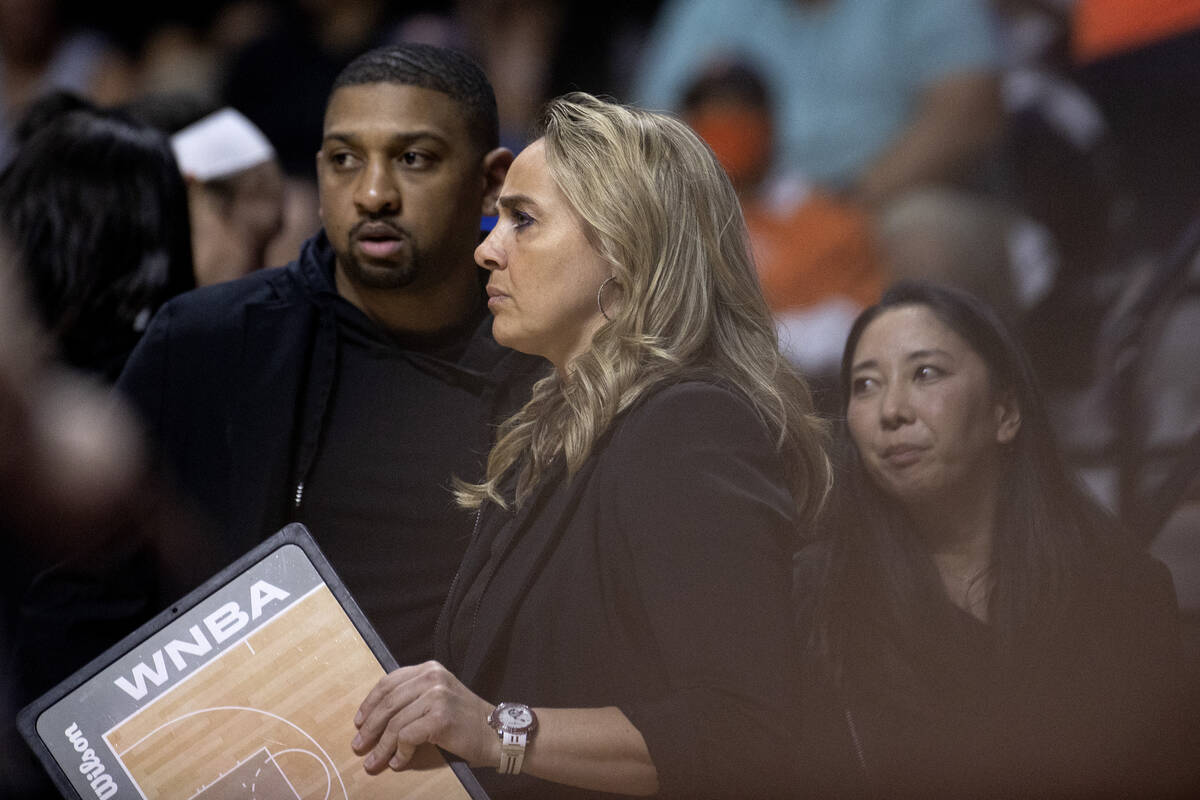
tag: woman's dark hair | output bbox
[0,92,194,381]
[808,279,1120,689]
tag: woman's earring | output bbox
[597,276,617,321]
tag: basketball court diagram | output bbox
[23,528,481,800]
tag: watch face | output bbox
[500,704,533,729]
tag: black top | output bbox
[794,539,1193,799]
[298,297,496,665]
[437,381,806,799]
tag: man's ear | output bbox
[995,391,1021,445]
[480,147,513,216]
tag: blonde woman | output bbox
[351,92,830,798]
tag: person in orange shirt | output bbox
[681,61,883,313]
[680,60,883,402]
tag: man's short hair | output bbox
[331,43,499,154]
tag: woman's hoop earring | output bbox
[597,276,617,321]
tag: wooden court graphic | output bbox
[103,585,471,799]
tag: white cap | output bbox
[170,108,276,182]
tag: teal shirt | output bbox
[633,0,999,187]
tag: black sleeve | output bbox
[608,383,804,799]
[114,298,174,449]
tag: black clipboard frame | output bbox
[17,522,489,799]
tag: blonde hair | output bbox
[458,92,830,519]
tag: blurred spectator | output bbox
[636,0,1001,203]
[988,1,1200,432]
[391,2,566,151]
[170,105,284,284]
[455,0,565,150]
[398,1,664,153]
[992,0,1113,280]
[0,231,148,799]
[134,0,278,104]
[222,0,403,180]
[0,92,194,382]
[1071,0,1200,261]
[985,0,1117,393]
[678,59,883,405]
[0,0,136,167]
[0,225,215,799]
[635,0,1024,322]
[220,0,414,268]
[126,93,285,286]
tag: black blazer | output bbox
[794,538,1195,799]
[438,381,806,799]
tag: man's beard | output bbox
[340,218,420,289]
[339,248,421,290]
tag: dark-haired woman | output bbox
[0,91,193,381]
[797,280,1192,798]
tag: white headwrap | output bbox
[170,108,276,182]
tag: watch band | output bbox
[489,702,537,776]
[497,730,528,775]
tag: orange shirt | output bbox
[745,189,883,313]
[1072,0,1200,63]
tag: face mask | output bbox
[686,106,773,186]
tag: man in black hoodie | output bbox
[20,43,544,694]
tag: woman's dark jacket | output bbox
[437,381,805,799]
[794,538,1193,799]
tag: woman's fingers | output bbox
[362,725,418,774]
[364,712,447,773]
[353,663,433,754]
[354,660,428,728]
[353,661,493,772]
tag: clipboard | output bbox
[17,523,489,800]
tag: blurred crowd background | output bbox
[2,0,1199,788]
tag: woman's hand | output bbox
[351,660,498,774]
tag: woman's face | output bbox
[845,305,1020,508]
[475,139,611,371]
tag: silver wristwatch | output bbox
[487,702,538,775]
